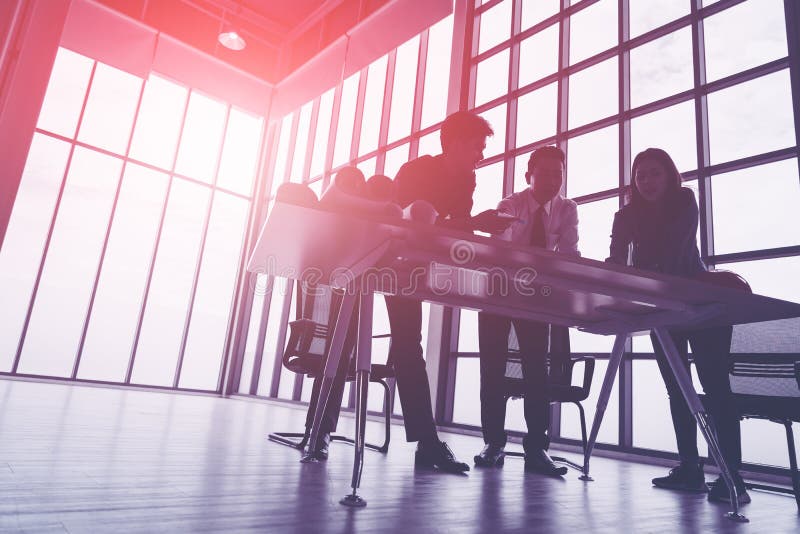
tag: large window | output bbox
[238,15,454,409]
[0,47,263,390]
[450,0,800,460]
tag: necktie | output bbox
[529,205,546,248]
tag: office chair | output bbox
[502,325,596,472]
[268,280,394,453]
[727,318,800,510]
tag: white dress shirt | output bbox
[495,188,580,257]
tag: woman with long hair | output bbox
[607,148,749,505]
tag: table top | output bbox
[248,200,800,335]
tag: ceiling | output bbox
[94,0,391,84]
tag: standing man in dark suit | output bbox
[387,111,513,472]
[473,146,580,476]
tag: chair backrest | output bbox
[728,318,800,400]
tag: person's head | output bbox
[333,166,366,195]
[630,148,682,206]
[440,111,494,174]
[526,145,565,203]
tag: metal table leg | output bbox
[302,290,358,464]
[653,328,748,523]
[341,292,373,507]
[581,334,627,481]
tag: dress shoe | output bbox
[474,444,505,467]
[415,440,470,473]
[524,449,568,476]
[301,432,330,462]
[651,462,707,492]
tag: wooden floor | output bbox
[0,379,798,533]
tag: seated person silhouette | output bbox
[474,146,580,476]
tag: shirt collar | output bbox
[527,188,552,215]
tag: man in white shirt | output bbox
[473,146,580,476]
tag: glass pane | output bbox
[358,157,376,179]
[630,27,693,108]
[629,0,689,37]
[518,24,559,88]
[566,124,619,198]
[180,193,250,390]
[0,134,71,372]
[717,256,800,303]
[77,62,142,155]
[131,179,210,386]
[632,359,676,452]
[711,159,800,255]
[290,102,313,182]
[129,74,188,170]
[308,178,324,198]
[383,143,410,179]
[418,129,440,157]
[568,57,618,129]
[570,329,616,352]
[36,47,93,138]
[271,114,293,196]
[278,288,298,399]
[516,82,557,145]
[78,164,168,382]
[457,309,479,353]
[421,15,453,129]
[479,103,506,159]
[513,151,530,193]
[174,92,227,183]
[630,100,696,173]
[388,36,420,143]
[310,89,335,179]
[521,0,559,31]
[477,0,511,54]
[332,72,360,168]
[216,108,263,196]
[452,357,480,425]
[474,160,504,216]
[707,70,794,165]
[238,274,268,394]
[741,418,797,467]
[703,0,787,83]
[18,147,122,377]
[562,359,618,444]
[474,49,509,107]
[359,55,389,156]
[576,197,617,261]
[569,0,617,65]
[257,278,290,396]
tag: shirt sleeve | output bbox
[658,187,700,271]
[607,208,633,265]
[557,201,580,257]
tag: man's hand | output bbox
[471,209,514,234]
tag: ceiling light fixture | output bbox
[218,8,246,51]
[218,29,246,51]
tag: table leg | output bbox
[341,292,373,508]
[302,290,358,463]
[653,327,748,523]
[581,334,627,481]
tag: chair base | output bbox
[268,431,389,453]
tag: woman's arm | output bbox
[606,209,633,265]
